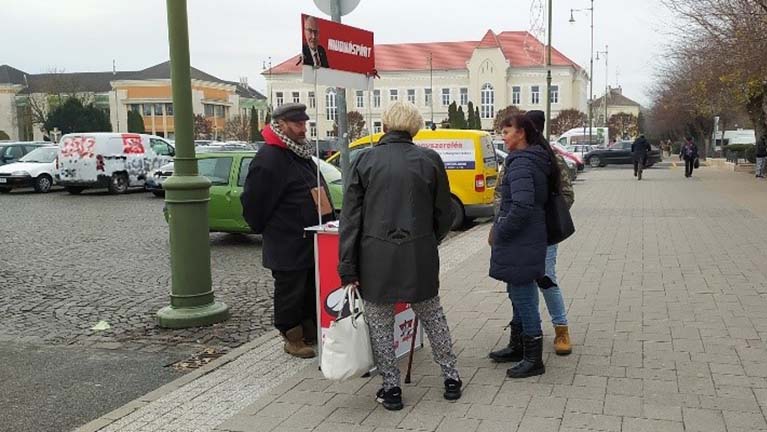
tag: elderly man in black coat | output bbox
[338,100,461,411]
[241,103,334,359]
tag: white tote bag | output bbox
[321,285,374,381]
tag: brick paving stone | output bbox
[79,167,767,431]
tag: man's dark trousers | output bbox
[271,269,316,334]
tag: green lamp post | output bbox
[157,0,229,328]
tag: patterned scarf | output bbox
[270,120,315,159]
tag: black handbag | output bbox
[693,158,700,169]
[545,192,575,245]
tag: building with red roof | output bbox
[264,29,588,138]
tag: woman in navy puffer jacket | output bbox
[490,114,557,379]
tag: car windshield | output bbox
[315,157,342,185]
[20,147,57,163]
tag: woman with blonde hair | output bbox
[339,101,461,410]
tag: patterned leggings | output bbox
[364,296,460,390]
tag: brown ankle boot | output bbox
[283,326,316,358]
[554,325,572,356]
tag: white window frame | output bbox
[531,86,540,105]
[292,92,300,104]
[407,89,416,104]
[308,91,316,108]
[512,86,521,105]
[356,90,364,109]
[441,88,451,106]
[373,121,382,133]
[275,92,284,107]
[373,90,381,108]
[550,85,560,104]
[424,88,432,106]
[460,88,468,105]
[309,121,317,138]
[389,89,398,102]
[325,88,337,121]
[480,83,494,119]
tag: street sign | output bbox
[313,0,360,16]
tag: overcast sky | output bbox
[3,0,671,106]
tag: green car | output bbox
[165,151,344,233]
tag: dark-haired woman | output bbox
[490,114,557,379]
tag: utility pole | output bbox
[113,60,120,132]
[157,0,229,328]
[331,0,350,181]
[545,0,552,141]
[597,45,608,127]
[588,0,594,144]
[429,52,434,127]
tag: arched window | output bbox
[480,83,494,119]
[325,88,337,121]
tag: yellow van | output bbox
[327,129,498,229]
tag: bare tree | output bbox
[493,106,524,133]
[608,113,639,140]
[27,68,90,133]
[551,109,587,136]
[333,111,366,141]
[224,115,250,141]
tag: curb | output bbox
[74,329,280,432]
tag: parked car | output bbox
[584,140,662,168]
[0,142,47,167]
[56,133,174,195]
[566,144,595,156]
[553,143,585,172]
[327,129,499,229]
[160,152,344,234]
[0,146,58,193]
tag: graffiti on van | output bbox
[61,136,96,159]
[122,134,145,154]
[125,156,170,177]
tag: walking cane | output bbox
[404,317,419,384]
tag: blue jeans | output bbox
[541,244,568,326]
[508,281,542,337]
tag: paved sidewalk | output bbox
[81,166,767,432]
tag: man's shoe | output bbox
[301,319,317,344]
[554,325,572,356]
[444,379,462,401]
[489,321,523,363]
[376,387,404,411]
[283,326,316,359]
[507,335,545,379]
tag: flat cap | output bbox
[273,103,310,122]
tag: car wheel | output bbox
[589,156,603,168]
[450,197,465,230]
[65,186,84,195]
[152,191,165,198]
[0,187,11,194]
[34,174,53,193]
[108,173,129,194]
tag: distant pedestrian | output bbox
[489,110,573,362]
[338,101,461,411]
[490,114,560,379]
[631,134,652,180]
[241,103,335,359]
[756,134,767,178]
[680,137,699,178]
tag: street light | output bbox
[262,57,272,112]
[596,45,608,128]
[570,0,594,144]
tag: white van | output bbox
[56,132,174,194]
[555,127,609,148]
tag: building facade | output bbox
[592,86,642,127]
[0,62,266,141]
[264,30,588,139]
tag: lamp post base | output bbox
[157,302,230,329]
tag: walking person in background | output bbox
[631,134,652,180]
[338,101,461,411]
[756,134,767,178]
[680,137,699,178]
[489,110,573,362]
[489,114,560,378]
